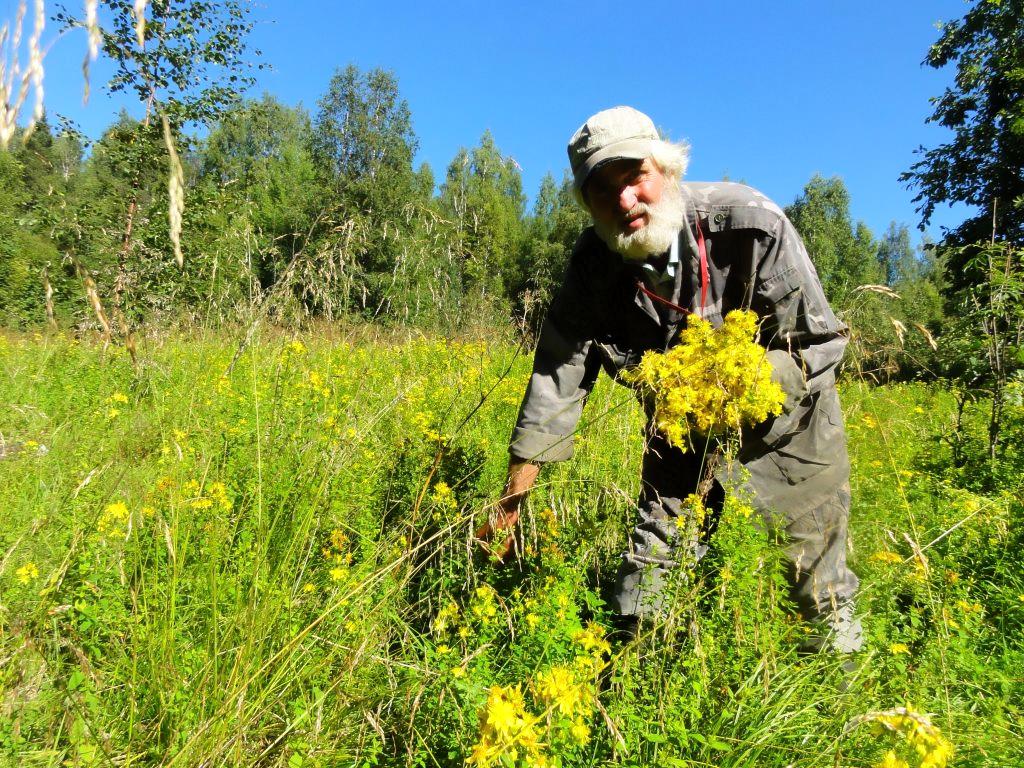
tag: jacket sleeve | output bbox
[752,216,847,395]
[509,236,603,463]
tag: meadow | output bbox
[1,328,1021,767]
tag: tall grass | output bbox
[1,328,1021,767]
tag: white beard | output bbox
[593,181,686,262]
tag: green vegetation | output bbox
[1,331,1021,766]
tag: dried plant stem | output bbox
[0,0,46,149]
[162,115,185,269]
[42,264,56,329]
[69,254,112,340]
[82,0,100,103]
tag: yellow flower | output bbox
[430,481,458,512]
[889,643,910,655]
[450,665,466,678]
[533,665,588,718]
[330,528,349,551]
[876,750,909,768]
[433,600,461,636]
[870,708,953,768]
[871,550,904,565]
[15,562,39,584]
[573,622,611,657]
[570,719,591,745]
[98,501,130,538]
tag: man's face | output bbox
[584,158,684,261]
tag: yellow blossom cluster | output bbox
[323,528,353,583]
[97,501,130,539]
[185,480,231,512]
[15,562,39,584]
[470,585,499,625]
[433,600,461,637]
[572,622,611,662]
[430,482,458,518]
[872,550,905,565]
[623,310,786,448]
[869,708,954,768]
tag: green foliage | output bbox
[514,173,589,329]
[900,0,1024,261]
[198,95,320,292]
[440,131,527,310]
[57,0,261,127]
[785,175,883,305]
[1,332,1021,767]
[932,240,1024,489]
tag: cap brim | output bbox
[573,138,656,190]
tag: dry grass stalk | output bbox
[854,283,902,299]
[0,0,46,150]
[69,254,112,339]
[133,0,147,48]
[82,0,100,103]
[162,115,185,268]
[913,322,938,351]
[42,264,56,329]
[889,316,907,346]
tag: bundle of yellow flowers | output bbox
[623,310,786,448]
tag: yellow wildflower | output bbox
[433,600,461,636]
[872,550,904,565]
[889,643,910,655]
[533,665,588,718]
[16,562,39,584]
[330,528,349,551]
[570,719,591,745]
[876,750,910,768]
[430,481,458,512]
[573,622,611,657]
[97,501,130,538]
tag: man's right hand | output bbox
[473,508,520,563]
[474,460,540,564]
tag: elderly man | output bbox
[479,106,861,654]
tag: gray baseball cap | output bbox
[567,106,659,191]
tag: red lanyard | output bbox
[634,218,709,317]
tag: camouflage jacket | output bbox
[509,182,851,516]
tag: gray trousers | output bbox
[607,431,862,652]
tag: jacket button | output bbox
[713,212,727,225]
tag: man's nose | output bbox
[618,184,638,211]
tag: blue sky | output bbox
[8,0,974,244]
